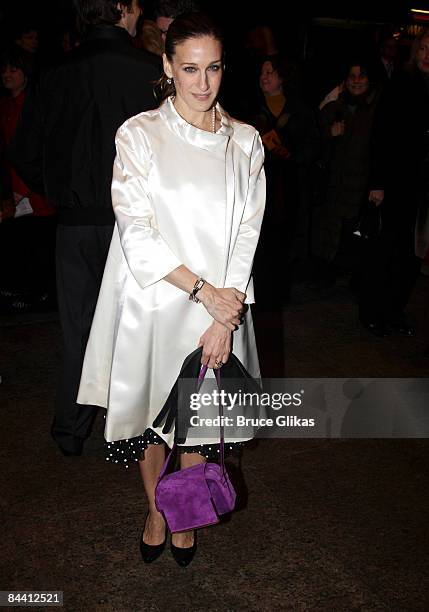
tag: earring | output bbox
[166,78,172,84]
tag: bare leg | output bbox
[138,444,166,545]
[171,451,206,548]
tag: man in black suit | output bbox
[10,0,159,456]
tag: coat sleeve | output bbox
[224,133,266,301]
[112,124,183,288]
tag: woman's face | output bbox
[163,35,223,113]
[345,66,369,96]
[416,36,429,75]
[1,64,26,95]
[260,61,283,95]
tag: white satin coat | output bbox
[77,97,266,446]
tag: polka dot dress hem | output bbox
[105,427,243,468]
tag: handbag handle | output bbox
[199,366,225,474]
[157,364,226,481]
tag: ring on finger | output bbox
[214,360,224,368]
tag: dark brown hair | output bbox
[157,11,224,101]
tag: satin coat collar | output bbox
[159,96,234,154]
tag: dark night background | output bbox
[2,0,429,102]
[2,1,429,49]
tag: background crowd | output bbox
[1,0,428,341]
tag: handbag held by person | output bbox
[154,365,236,533]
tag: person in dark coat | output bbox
[360,29,429,337]
[252,54,320,305]
[9,0,160,456]
[312,60,379,285]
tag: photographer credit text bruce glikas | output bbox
[188,389,315,428]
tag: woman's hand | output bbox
[198,321,232,368]
[163,267,245,330]
[369,189,384,206]
[198,285,245,331]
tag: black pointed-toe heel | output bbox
[170,532,197,567]
[140,534,166,564]
[139,514,166,564]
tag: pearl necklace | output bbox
[212,106,216,133]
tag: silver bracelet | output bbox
[189,277,206,303]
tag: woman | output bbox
[312,60,378,286]
[252,55,319,305]
[77,13,265,565]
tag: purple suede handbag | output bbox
[155,366,236,533]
